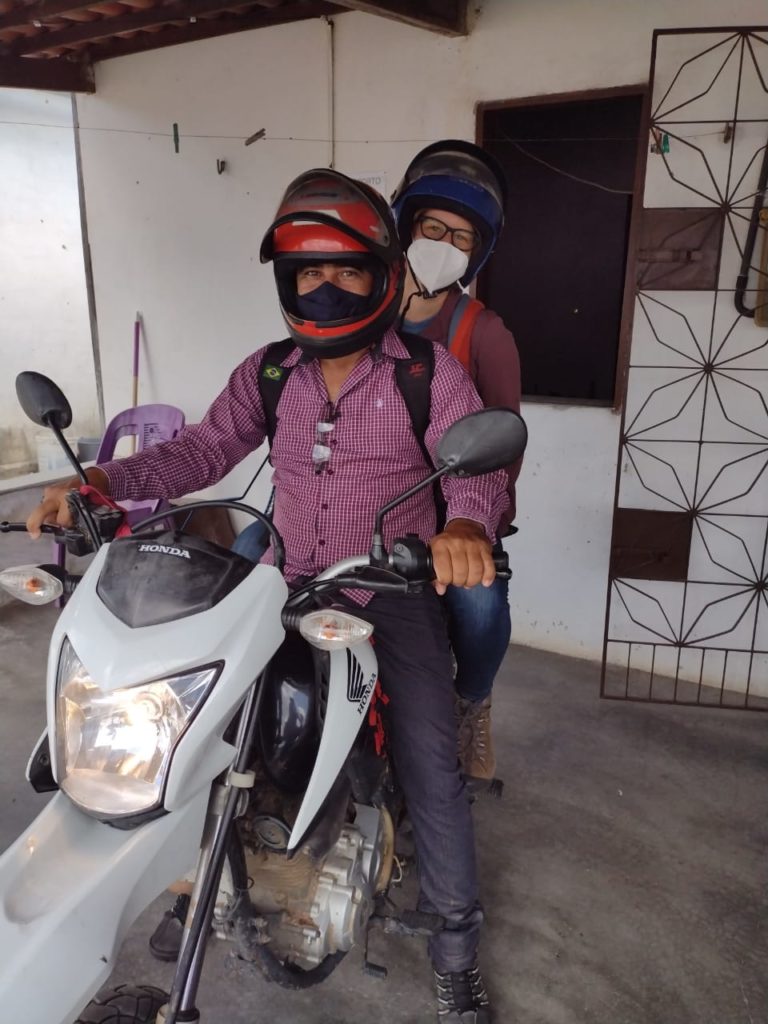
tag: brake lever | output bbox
[63,490,126,555]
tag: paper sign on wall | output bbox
[355,171,388,196]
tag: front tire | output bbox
[74,984,168,1023]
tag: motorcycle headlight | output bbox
[55,638,220,819]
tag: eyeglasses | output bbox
[312,403,335,474]
[414,214,479,253]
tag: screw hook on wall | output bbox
[216,159,227,175]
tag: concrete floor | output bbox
[1,598,766,1024]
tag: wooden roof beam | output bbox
[0,2,102,33]
[85,3,336,60]
[0,0,295,32]
[9,0,340,55]
[326,0,467,36]
[0,53,94,89]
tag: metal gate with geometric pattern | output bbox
[602,27,768,710]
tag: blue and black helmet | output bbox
[391,139,507,287]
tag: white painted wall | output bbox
[0,89,100,478]
[73,0,768,665]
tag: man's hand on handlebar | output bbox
[429,518,496,596]
[26,467,110,540]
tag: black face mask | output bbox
[295,281,371,323]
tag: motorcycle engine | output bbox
[242,803,393,970]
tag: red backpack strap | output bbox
[447,294,484,371]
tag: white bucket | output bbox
[35,434,75,474]
[77,437,102,462]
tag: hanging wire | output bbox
[0,120,729,144]
[504,139,634,195]
[0,120,747,201]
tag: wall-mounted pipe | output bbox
[734,138,768,317]
[325,14,335,170]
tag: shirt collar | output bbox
[280,344,304,368]
[380,327,416,360]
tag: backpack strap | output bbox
[258,339,296,453]
[393,332,449,529]
[393,331,435,469]
[447,294,484,371]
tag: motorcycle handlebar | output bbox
[0,521,64,536]
[282,538,511,628]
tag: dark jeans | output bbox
[444,577,511,703]
[342,588,482,973]
[232,519,271,563]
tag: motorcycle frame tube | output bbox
[0,789,208,1024]
[169,677,264,1022]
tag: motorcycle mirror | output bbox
[436,408,527,477]
[15,371,73,430]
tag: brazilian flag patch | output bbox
[262,364,284,381]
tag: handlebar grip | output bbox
[396,538,511,583]
[493,549,510,573]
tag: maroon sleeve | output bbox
[468,309,523,532]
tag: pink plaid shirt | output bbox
[102,329,509,588]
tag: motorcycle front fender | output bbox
[0,789,208,1024]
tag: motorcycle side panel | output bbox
[288,641,378,850]
[258,633,319,793]
[0,789,208,1024]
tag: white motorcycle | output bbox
[0,371,527,1024]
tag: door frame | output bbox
[475,83,650,412]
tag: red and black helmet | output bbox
[260,169,405,359]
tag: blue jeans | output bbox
[232,519,271,563]
[443,577,511,703]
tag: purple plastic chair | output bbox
[93,403,185,526]
[54,404,185,584]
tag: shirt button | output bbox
[322,503,329,510]
[318,539,326,546]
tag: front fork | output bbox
[159,675,263,1024]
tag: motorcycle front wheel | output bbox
[74,984,168,1023]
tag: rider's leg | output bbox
[231,519,271,563]
[443,577,510,781]
[348,589,491,1021]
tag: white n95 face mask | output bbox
[406,238,469,297]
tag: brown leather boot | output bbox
[455,695,496,782]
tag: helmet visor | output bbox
[405,149,505,211]
[262,171,393,262]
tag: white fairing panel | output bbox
[47,545,289,810]
[0,789,208,1024]
[289,640,378,850]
